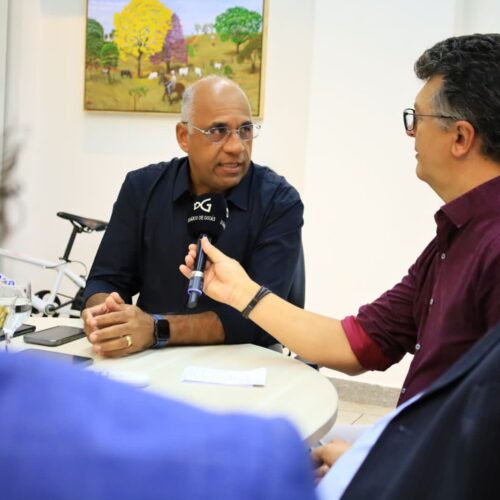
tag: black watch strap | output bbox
[151,314,170,349]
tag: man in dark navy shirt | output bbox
[82,76,303,356]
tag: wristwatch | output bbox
[151,314,170,349]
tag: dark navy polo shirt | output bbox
[83,157,304,347]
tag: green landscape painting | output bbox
[85,0,266,115]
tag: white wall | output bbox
[458,0,500,32]
[3,0,499,389]
[305,0,455,386]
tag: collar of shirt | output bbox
[434,175,500,249]
[437,175,500,229]
[172,157,253,211]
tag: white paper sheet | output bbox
[181,366,267,387]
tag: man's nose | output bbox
[223,130,246,151]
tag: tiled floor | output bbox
[335,399,395,426]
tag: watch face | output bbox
[156,319,170,341]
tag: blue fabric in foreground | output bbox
[0,350,316,500]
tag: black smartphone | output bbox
[23,326,85,347]
[0,323,36,341]
[19,348,93,367]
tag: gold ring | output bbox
[125,334,132,348]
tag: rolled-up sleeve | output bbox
[341,315,394,370]
[354,268,419,369]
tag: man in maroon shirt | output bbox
[180,33,500,465]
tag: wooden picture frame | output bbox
[84,0,267,117]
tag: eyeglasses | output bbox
[182,122,261,144]
[403,108,461,133]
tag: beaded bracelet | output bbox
[241,286,271,319]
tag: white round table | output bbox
[10,317,338,444]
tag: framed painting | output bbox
[84,0,267,116]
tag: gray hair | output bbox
[180,75,247,124]
[414,34,500,162]
[429,89,464,131]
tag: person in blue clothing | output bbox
[0,350,316,500]
[82,76,304,358]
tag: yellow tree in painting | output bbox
[114,0,173,78]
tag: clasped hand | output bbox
[84,238,259,356]
[82,292,155,357]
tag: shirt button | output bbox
[429,298,434,306]
[401,387,406,394]
[440,253,446,260]
[415,343,421,351]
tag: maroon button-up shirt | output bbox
[343,176,500,404]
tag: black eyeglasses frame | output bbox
[403,107,462,132]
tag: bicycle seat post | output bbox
[61,224,81,262]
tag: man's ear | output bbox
[451,120,476,158]
[176,122,189,153]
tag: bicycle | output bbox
[0,212,108,317]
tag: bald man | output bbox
[82,76,304,357]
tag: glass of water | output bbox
[0,282,32,352]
